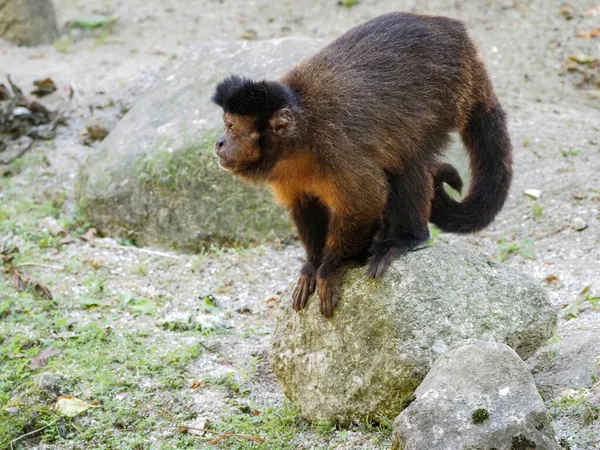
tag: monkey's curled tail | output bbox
[431,103,513,233]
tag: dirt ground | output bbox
[1,0,599,449]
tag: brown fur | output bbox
[212,12,513,317]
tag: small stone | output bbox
[524,189,541,200]
[571,217,587,231]
[36,372,64,394]
[84,116,115,142]
[41,216,64,236]
[12,107,32,117]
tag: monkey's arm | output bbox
[290,195,329,311]
[316,213,379,317]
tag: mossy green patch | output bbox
[77,129,293,252]
[471,408,490,424]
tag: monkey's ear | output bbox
[269,109,295,138]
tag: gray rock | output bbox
[528,323,600,400]
[77,38,324,250]
[269,245,556,425]
[392,340,561,450]
[0,0,58,46]
[36,372,64,395]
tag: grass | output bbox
[0,156,393,449]
[495,239,535,262]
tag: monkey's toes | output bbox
[367,246,400,278]
[317,277,339,318]
[292,274,315,311]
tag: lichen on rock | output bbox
[77,38,325,250]
[270,245,557,425]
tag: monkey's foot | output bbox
[292,263,317,311]
[366,241,422,279]
[317,276,339,318]
[367,244,405,278]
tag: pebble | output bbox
[571,217,588,231]
[524,189,541,200]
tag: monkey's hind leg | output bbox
[367,167,433,278]
[290,195,329,312]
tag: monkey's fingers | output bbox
[292,274,314,311]
[317,277,338,318]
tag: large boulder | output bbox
[392,340,561,450]
[0,0,58,46]
[77,38,324,251]
[269,245,557,425]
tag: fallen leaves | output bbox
[1,76,67,165]
[55,395,100,417]
[120,291,157,314]
[31,78,57,98]
[578,27,600,39]
[562,285,599,319]
[569,54,599,65]
[1,244,53,299]
[189,379,202,389]
[28,347,60,369]
[564,53,600,89]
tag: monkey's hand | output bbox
[292,262,317,311]
[316,276,339,318]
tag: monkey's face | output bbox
[214,109,297,179]
[214,113,261,173]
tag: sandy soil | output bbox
[1,0,599,448]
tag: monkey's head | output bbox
[212,75,300,180]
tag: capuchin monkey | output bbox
[211,12,513,318]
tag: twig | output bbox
[118,424,264,444]
[178,425,264,444]
[208,432,265,444]
[14,262,65,270]
[10,420,57,449]
[94,243,180,260]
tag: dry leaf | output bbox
[190,379,202,389]
[28,347,60,369]
[55,395,97,417]
[569,54,598,64]
[31,78,57,98]
[80,228,98,241]
[114,392,129,400]
[544,274,559,282]
[578,27,600,38]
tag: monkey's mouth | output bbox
[216,156,233,171]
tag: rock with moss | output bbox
[269,245,556,425]
[391,340,561,450]
[77,38,324,250]
[0,0,58,46]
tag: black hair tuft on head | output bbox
[212,75,295,118]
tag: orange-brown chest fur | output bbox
[268,150,344,214]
